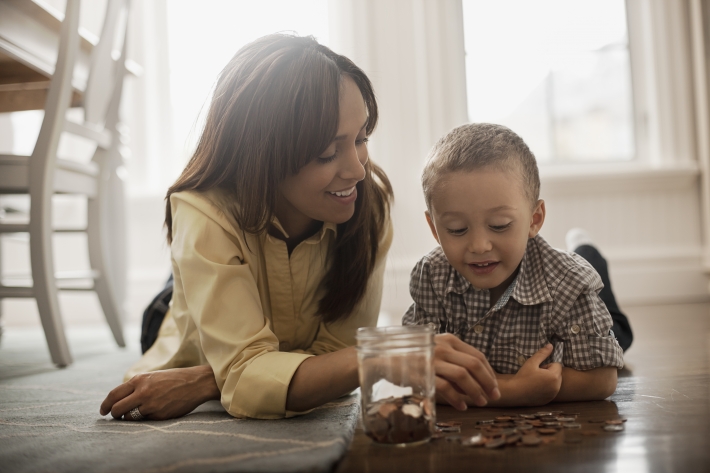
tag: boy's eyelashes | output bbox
[444,223,512,235]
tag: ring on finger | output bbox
[128,407,144,421]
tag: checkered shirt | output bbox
[402,234,624,374]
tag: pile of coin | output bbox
[363,395,434,444]
[436,412,627,449]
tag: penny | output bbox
[505,434,521,445]
[437,426,461,433]
[517,424,534,431]
[605,419,624,425]
[522,435,542,446]
[557,417,576,423]
[485,437,506,449]
[603,424,624,432]
[495,416,512,421]
[540,416,558,422]
[378,403,398,419]
[476,419,495,425]
[538,428,558,435]
[461,434,485,447]
[543,422,562,427]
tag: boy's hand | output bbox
[433,333,501,410]
[512,344,562,405]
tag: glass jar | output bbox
[355,325,436,446]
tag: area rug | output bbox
[0,326,360,473]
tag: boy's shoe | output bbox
[565,228,594,252]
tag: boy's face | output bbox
[425,166,545,298]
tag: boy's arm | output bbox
[462,344,563,407]
[554,366,617,402]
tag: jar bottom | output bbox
[369,436,431,448]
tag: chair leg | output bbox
[29,198,72,367]
[87,170,125,347]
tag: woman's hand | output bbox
[99,365,221,421]
[433,333,501,410]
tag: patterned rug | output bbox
[0,326,360,473]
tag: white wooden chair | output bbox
[0,0,130,366]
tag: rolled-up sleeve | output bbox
[171,198,312,419]
[557,291,625,371]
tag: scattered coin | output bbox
[563,423,582,429]
[538,428,558,435]
[557,417,576,423]
[603,424,624,432]
[460,434,485,447]
[485,437,506,449]
[522,435,542,446]
[605,419,624,425]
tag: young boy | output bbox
[403,123,625,407]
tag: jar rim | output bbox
[355,325,435,342]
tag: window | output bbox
[462,0,635,163]
[166,0,329,171]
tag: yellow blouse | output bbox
[125,189,393,419]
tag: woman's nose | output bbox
[339,144,367,182]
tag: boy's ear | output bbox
[528,199,546,238]
[425,211,440,244]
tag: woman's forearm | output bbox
[285,347,359,412]
[554,366,617,402]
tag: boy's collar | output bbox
[511,236,554,305]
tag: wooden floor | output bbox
[336,302,710,473]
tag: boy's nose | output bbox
[468,231,493,254]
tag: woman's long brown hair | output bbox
[165,34,393,324]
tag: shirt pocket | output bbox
[489,339,533,375]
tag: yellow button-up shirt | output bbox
[125,189,393,419]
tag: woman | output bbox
[100,34,500,420]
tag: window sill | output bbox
[539,161,700,194]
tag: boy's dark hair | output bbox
[422,123,540,209]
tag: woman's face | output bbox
[276,75,369,239]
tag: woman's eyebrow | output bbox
[333,119,369,141]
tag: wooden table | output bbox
[337,304,710,472]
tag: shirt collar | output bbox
[269,217,337,243]
[511,236,554,305]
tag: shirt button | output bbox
[517,355,526,366]
[474,325,484,334]
[571,324,581,334]
[279,341,290,351]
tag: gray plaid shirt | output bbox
[402,235,624,374]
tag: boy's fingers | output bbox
[437,350,499,400]
[435,377,468,411]
[446,336,497,380]
[525,343,554,367]
[434,361,488,406]
[546,362,563,376]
